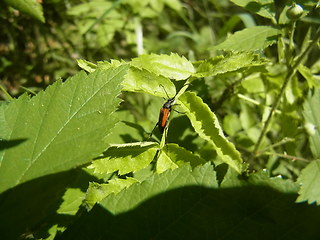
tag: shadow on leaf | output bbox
[60,185,320,240]
[0,169,98,240]
[0,138,27,151]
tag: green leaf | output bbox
[88,142,158,175]
[156,143,206,173]
[230,0,276,20]
[296,160,320,205]
[178,92,244,173]
[77,59,97,72]
[4,0,45,22]
[221,168,299,193]
[193,52,267,78]
[298,64,320,88]
[0,66,129,194]
[100,163,218,214]
[213,26,280,52]
[241,73,265,93]
[57,188,85,215]
[61,165,320,239]
[97,59,127,69]
[84,177,139,209]
[131,53,195,80]
[303,90,320,158]
[163,0,182,12]
[0,169,85,239]
[223,114,242,136]
[123,67,176,97]
[78,60,178,98]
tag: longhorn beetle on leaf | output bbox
[150,84,188,138]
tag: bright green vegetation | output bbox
[1,0,320,239]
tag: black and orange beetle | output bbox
[150,84,185,137]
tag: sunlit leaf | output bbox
[123,67,176,97]
[178,92,245,173]
[88,142,158,175]
[193,52,267,78]
[61,165,320,239]
[213,26,280,51]
[0,66,129,193]
[131,53,195,80]
[101,163,217,214]
[84,177,139,209]
[156,143,206,173]
[77,59,97,72]
[57,188,85,215]
[296,160,320,205]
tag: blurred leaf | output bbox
[298,64,320,88]
[4,0,45,22]
[88,142,158,175]
[84,177,139,209]
[230,0,276,20]
[241,73,265,93]
[296,160,320,205]
[156,143,206,173]
[131,53,195,80]
[0,66,129,194]
[179,92,245,173]
[213,26,280,51]
[223,114,242,136]
[303,90,320,158]
[163,0,182,11]
[240,103,256,130]
[193,52,267,78]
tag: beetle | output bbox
[150,85,184,137]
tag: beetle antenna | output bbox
[159,84,171,99]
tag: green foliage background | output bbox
[0,0,320,239]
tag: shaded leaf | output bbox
[222,168,299,193]
[61,165,320,240]
[131,53,195,80]
[101,163,217,214]
[213,26,280,51]
[296,160,320,205]
[178,92,244,173]
[0,66,129,193]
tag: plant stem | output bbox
[0,85,13,100]
[262,152,310,162]
[253,26,320,156]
